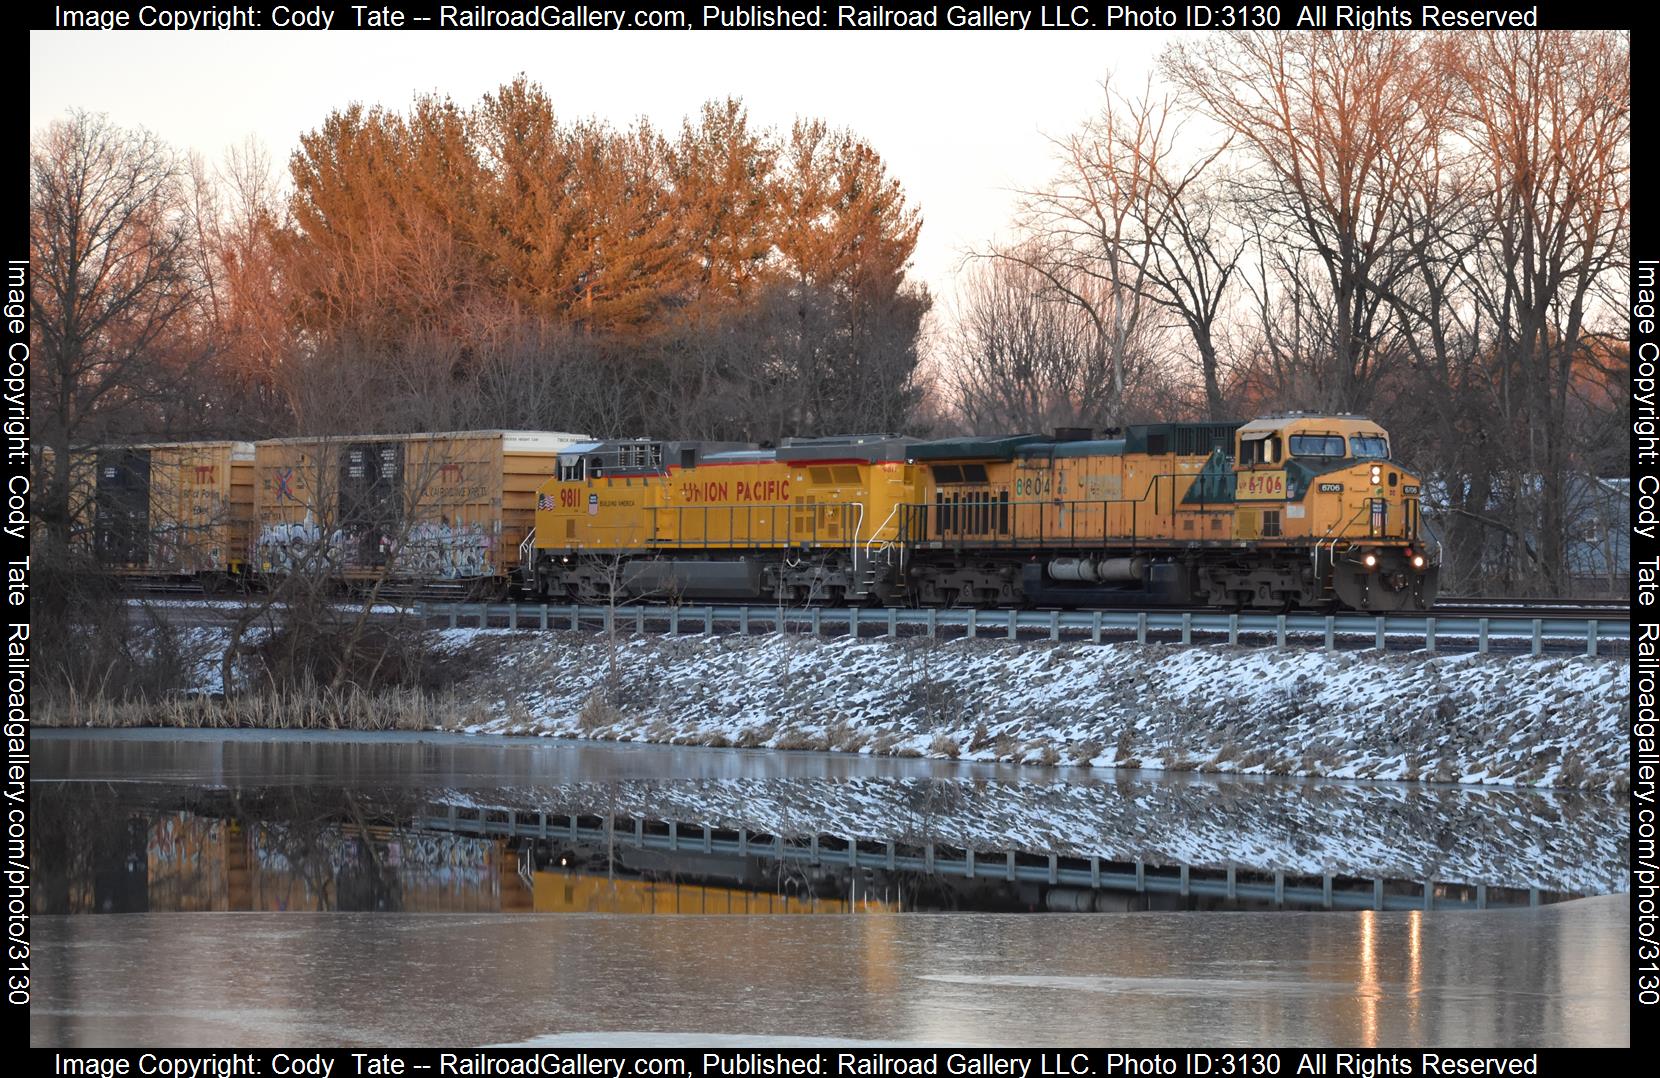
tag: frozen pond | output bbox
[32,898,1629,1047]
[29,730,1631,1048]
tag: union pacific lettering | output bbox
[679,479,791,503]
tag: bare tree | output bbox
[1164,31,1449,411]
[30,111,211,553]
[1000,79,1179,423]
[1134,158,1244,420]
[945,250,1119,433]
[1451,30,1629,593]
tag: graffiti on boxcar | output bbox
[399,520,494,579]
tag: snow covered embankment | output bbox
[440,629,1627,790]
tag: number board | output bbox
[1236,470,1288,501]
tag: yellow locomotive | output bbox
[530,414,1438,612]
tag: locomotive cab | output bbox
[1233,414,1437,610]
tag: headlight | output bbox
[1363,553,1377,568]
[1369,464,1382,484]
[1412,554,1425,569]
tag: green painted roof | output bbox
[905,435,1045,461]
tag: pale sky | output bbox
[31,29,1180,311]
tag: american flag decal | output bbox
[538,493,555,511]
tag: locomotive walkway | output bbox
[416,600,1626,657]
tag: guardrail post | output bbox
[448,606,458,629]
[926,608,937,639]
[739,607,749,635]
[849,607,860,638]
[1531,619,1542,657]
[1228,613,1238,646]
[1477,618,1488,654]
[1424,617,1436,653]
[1007,610,1018,640]
[967,608,977,639]
[508,605,518,630]
[1375,617,1386,651]
[1181,612,1192,646]
[1424,879,1433,911]
[1586,620,1598,657]
[1091,610,1102,644]
[570,607,579,631]
[704,608,714,636]
[1275,615,1286,648]
[478,605,489,629]
[1373,878,1384,910]
[1050,611,1060,641]
[603,606,613,637]
[1323,616,1335,652]
[888,609,899,638]
[669,607,679,635]
[635,607,644,634]
[811,608,821,636]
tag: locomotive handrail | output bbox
[1313,500,1373,579]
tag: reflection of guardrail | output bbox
[415,804,1554,913]
[416,602,1626,657]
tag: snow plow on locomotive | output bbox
[527,414,1439,613]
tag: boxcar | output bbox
[253,430,588,587]
[73,441,257,584]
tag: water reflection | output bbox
[33,787,521,914]
[28,733,1631,1048]
[36,732,1628,899]
[31,899,1630,1047]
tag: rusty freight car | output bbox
[253,430,587,588]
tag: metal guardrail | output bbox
[415,601,1626,657]
[416,805,1548,912]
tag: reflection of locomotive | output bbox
[529,414,1437,612]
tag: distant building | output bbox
[1566,477,1628,595]
[1420,474,1628,597]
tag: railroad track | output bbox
[119,585,1629,621]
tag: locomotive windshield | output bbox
[1350,435,1389,459]
[1289,434,1345,458]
